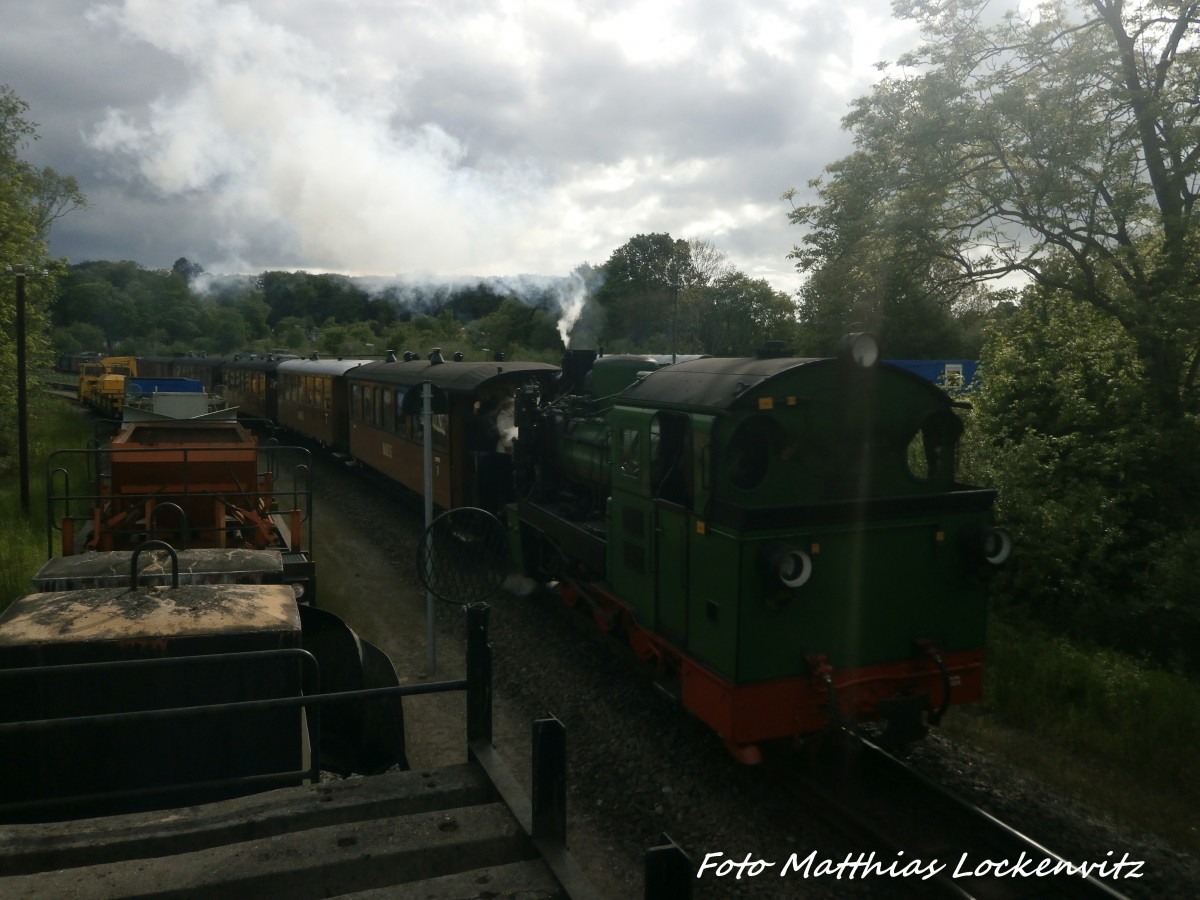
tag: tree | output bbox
[693,272,801,355]
[790,0,1200,416]
[51,321,106,356]
[788,3,1200,662]
[2,85,86,245]
[593,233,696,346]
[962,275,1200,669]
[172,257,205,283]
[1,85,83,454]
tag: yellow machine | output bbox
[78,356,137,417]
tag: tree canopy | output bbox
[1,84,85,456]
[588,234,802,354]
[790,0,1200,412]
[792,2,1200,670]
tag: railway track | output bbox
[769,735,1138,899]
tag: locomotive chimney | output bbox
[560,348,598,395]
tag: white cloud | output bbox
[9,0,923,290]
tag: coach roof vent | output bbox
[429,348,445,365]
[385,350,397,363]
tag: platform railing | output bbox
[0,603,694,897]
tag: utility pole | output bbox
[4,265,42,514]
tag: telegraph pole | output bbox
[5,265,37,514]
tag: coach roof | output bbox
[277,357,373,378]
[349,358,559,395]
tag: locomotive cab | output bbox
[510,337,1008,761]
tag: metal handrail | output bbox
[0,604,493,820]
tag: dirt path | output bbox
[307,462,643,898]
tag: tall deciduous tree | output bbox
[1,85,84,455]
[693,272,801,355]
[790,0,1200,413]
[593,233,696,347]
[793,3,1200,658]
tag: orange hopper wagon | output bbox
[88,420,295,554]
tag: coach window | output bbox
[432,413,449,450]
[382,389,395,432]
[351,385,362,422]
[394,389,407,436]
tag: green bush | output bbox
[982,613,1200,802]
[0,398,94,612]
[961,288,1200,673]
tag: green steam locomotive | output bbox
[507,334,1009,763]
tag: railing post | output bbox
[465,602,492,746]
[645,834,694,899]
[531,715,567,845]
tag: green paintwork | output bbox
[517,353,998,687]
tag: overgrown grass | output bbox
[946,611,1200,852]
[0,397,94,612]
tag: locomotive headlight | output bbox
[959,525,1013,568]
[778,549,813,588]
[979,527,1013,566]
[763,542,813,588]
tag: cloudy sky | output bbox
[2,0,924,293]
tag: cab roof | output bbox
[617,356,943,411]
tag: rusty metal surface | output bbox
[0,583,301,647]
[32,549,286,592]
[110,420,254,446]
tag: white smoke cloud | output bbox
[86,0,546,276]
[64,0,916,291]
[555,274,588,346]
[347,269,599,348]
